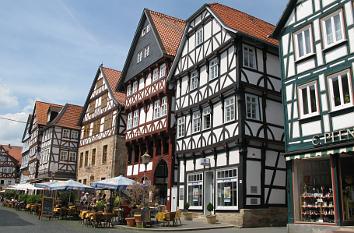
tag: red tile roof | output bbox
[34,101,63,126]
[208,3,278,46]
[53,104,83,130]
[1,145,22,164]
[147,9,186,56]
[101,66,126,106]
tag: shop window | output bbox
[294,159,334,223]
[187,173,203,208]
[328,70,353,111]
[298,81,319,118]
[321,9,345,49]
[294,25,313,60]
[340,156,354,222]
[216,168,238,208]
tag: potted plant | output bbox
[183,202,193,220]
[205,202,216,224]
[95,200,105,212]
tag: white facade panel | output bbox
[296,0,313,21]
[325,45,348,63]
[213,102,223,127]
[186,160,194,171]
[297,58,316,74]
[267,53,280,77]
[247,147,261,159]
[301,120,322,136]
[265,150,278,167]
[246,160,261,195]
[229,149,239,165]
[216,152,227,167]
[332,111,354,131]
[273,170,286,187]
[266,100,284,125]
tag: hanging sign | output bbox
[312,127,354,146]
[200,158,210,166]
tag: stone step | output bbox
[334,228,354,233]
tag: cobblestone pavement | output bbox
[0,206,287,233]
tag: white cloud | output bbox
[0,112,28,146]
[0,83,19,108]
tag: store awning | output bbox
[285,145,354,161]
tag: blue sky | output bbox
[0,0,287,145]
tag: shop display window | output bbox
[340,156,354,222]
[187,173,203,208]
[294,159,335,223]
[216,168,238,208]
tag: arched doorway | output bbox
[154,159,168,205]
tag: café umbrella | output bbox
[44,179,93,191]
[91,175,136,190]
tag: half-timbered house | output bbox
[20,114,32,183]
[77,65,127,185]
[118,9,185,209]
[272,0,354,230]
[0,145,22,189]
[168,3,286,226]
[37,104,83,181]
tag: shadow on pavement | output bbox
[0,209,33,226]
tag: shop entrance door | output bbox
[340,155,354,224]
[204,171,214,215]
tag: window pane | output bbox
[332,77,341,106]
[243,47,249,67]
[302,88,309,115]
[249,49,254,68]
[297,33,304,57]
[325,19,333,45]
[309,85,317,113]
[341,73,350,104]
[304,29,311,54]
[333,14,342,41]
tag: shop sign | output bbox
[200,158,210,166]
[312,127,354,146]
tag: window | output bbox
[79,152,83,168]
[328,70,353,110]
[187,173,203,208]
[85,151,89,167]
[294,25,313,59]
[91,149,96,166]
[224,96,235,122]
[161,97,167,116]
[63,129,70,138]
[159,64,166,78]
[104,113,113,131]
[71,131,79,139]
[146,24,151,33]
[68,152,76,162]
[144,46,150,57]
[127,113,133,130]
[177,117,185,138]
[153,101,160,119]
[195,28,203,46]
[209,58,219,80]
[246,94,260,120]
[321,10,345,48]
[217,168,238,208]
[127,84,131,96]
[298,82,319,117]
[93,119,101,135]
[133,110,139,127]
[190,71,199,91]
[192,111,201,133]
[102,145,108,164]
[203,107,211,130]
[101,93,108,108]
[132,81,138,93]
[60,151,68,161]
[83,125,90,138]
[141,24,150,37]
[153,68,159,82]
[137,51,143,63]
[243,45,256,69]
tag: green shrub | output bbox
[4,190,17,200]
[207,202,213,215]
[113,196,121,207]
[18,194,28,203]
[184,202,190,211]
[96,200,105,210]
[26,195,41,204]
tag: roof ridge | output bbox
[145,8,185,23]
[35,100,63,106]
[208,2,276,27]
[65,103,83,108]
[101,66,122,73]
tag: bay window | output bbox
[328,70,353,110]
[321,10,345,48]
[294,25,313,59]
[192,111,201,133]
[224,96,235,123]
[298,81,319,118]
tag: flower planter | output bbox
[183,212,193,221]
[206,215,217,224]
[125,217,136,227]
[134,214,142,223]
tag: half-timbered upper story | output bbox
[169,3,284,157]
[20,114,32,171]
[272,0,354,153]
[118,9,185,142]
[79,65,126,147]
[37,104,83,179]
[0,145,22,186]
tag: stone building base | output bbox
[192,207,287,227]
[288,224,354,233]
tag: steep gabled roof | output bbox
[271,0,297,39]
[48,104,83,130]
[101,66,126,106]
[21,114,32,142]
[208,3,278,46]
[1,144,22,164]
[33,101,63,126]
[146,9,186,56]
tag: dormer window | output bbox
[141,24,151,37]
[137,51,143,63]
[63,129,70,139]
[144,46,150,58]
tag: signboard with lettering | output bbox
[312,128,354,146]
[41,196,54,219]
[200,158,210,166]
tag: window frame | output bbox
[68,152,76,162]
[152,68,159,82]
[243,44,257,69]
[127,112,133,130]
[202,107,211,130]
[60,150,68,161]
[144,46,150,58]
[190,71,199,91]
[245,94,260,120]
[137,51,143,63]
[294,24,314,60]
[161,97,167,117]
[327,69,353,111]
[195,28,204,46]
[177,117,185,138]
[224,96,236,123]
[127,84,131,96]
[133,110,139,128]
[159,64,166,78]
[297,81,320,118]
[321,9,346,49]
[209,58,219,81]
[153,100,161,119]
[63,129,70,139]
[192,111,201,133]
